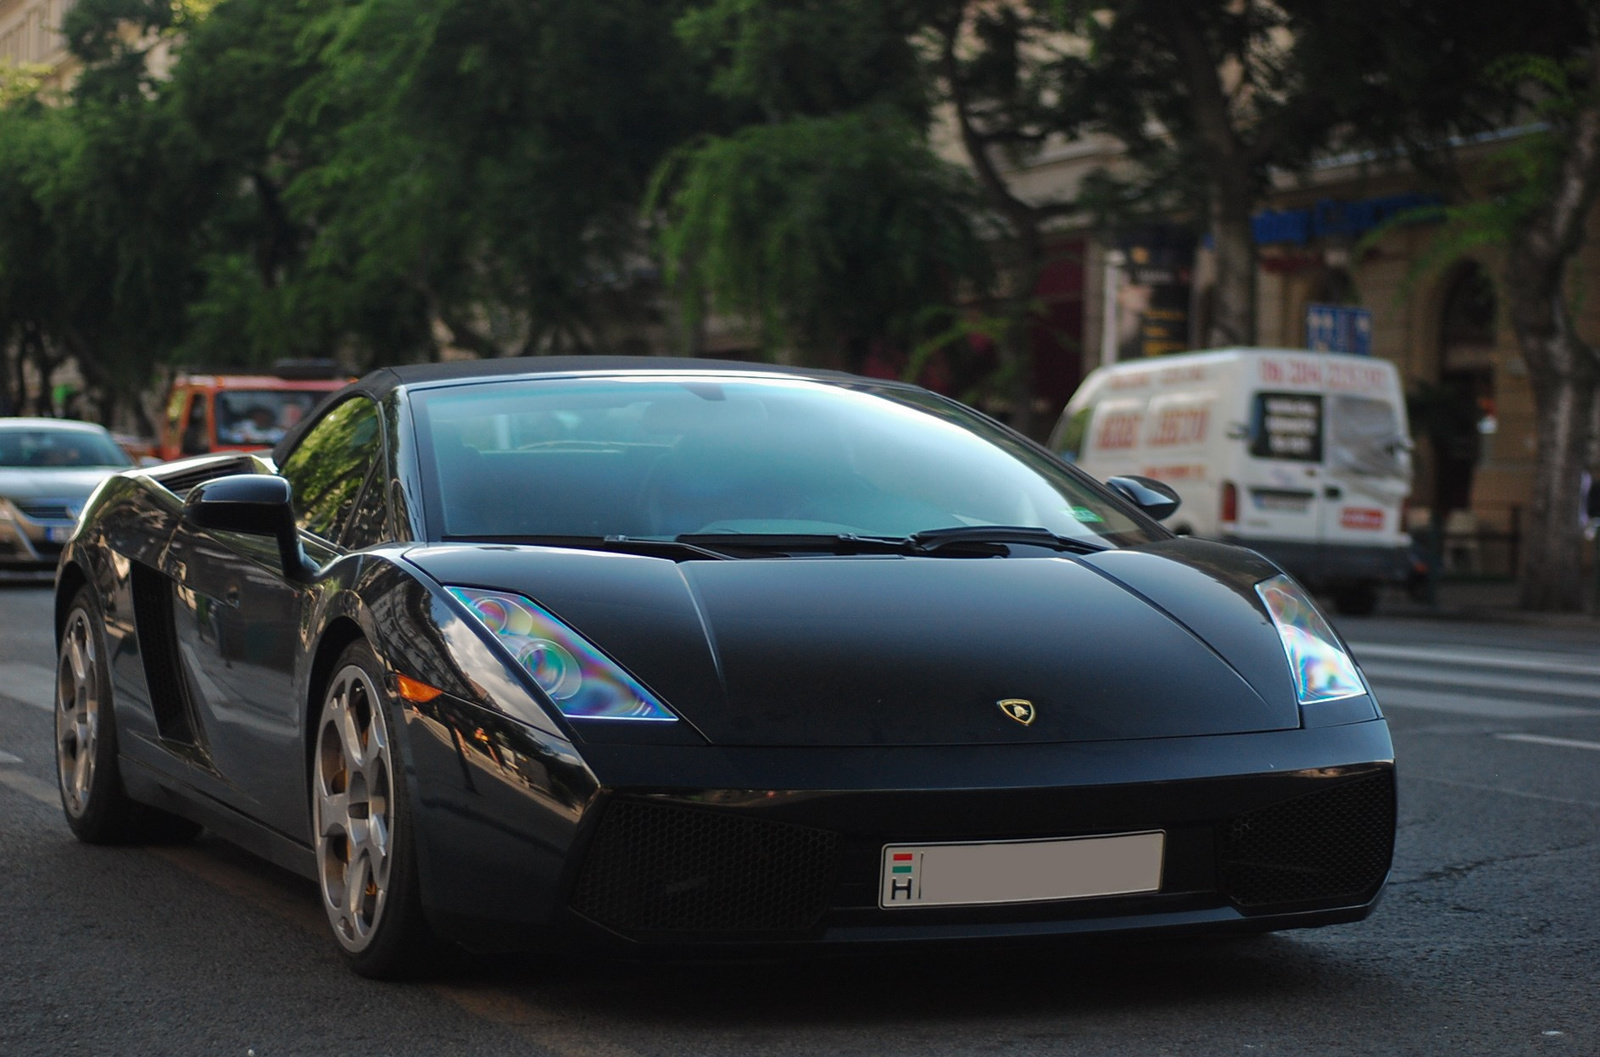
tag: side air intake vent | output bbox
[130,563,198,744]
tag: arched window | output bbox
[1440,263,1496,352]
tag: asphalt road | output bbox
[2,583,1596,1057]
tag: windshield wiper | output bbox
[439,534,732,561]
[906,526,1107,555]
[671,528,1107,557]
[673,532,910,556]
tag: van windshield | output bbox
[1329,395,1409,480]
[216,390,323,446]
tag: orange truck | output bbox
[157,361,353,462]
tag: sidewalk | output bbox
[1374,576,1600,627]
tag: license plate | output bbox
[46,526,74,543]
[880,831,1164,909]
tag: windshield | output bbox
[215,390,324,446]
[0,428,131,469]
[413,376,1161,549]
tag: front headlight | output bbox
[1255,574,1366,705]
[447,586,676,722]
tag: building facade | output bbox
[0,0,73,80]
[1001,137,1600,579]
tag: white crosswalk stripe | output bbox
[0,661,56,713]
[1347,640,1600,720]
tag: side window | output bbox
[1054,406,1093,462]
[278,397,383,544]
[341,462,393,549]
[1250,392,1323,462]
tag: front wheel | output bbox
[313,641,442,978]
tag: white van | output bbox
[1049,348,1413,614]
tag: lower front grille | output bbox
[1220,770,1395,909]
[571,799,841,935]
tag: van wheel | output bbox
[1331,582,1379,617]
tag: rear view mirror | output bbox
[1107,475,1181,521]
[181,473,311,580]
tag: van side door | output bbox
[1320,392,1411,547]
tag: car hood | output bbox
[0,467,123,505]
[406,541,1302,747]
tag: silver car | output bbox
[0,418,132,578]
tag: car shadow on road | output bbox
[458,930,1382,1028]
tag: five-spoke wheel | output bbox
[56,600,103,821]
[312,642,438,977]
[314,659,395,951]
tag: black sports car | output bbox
[54,358,1395,978]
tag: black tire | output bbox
[312,641,445,979]
[56,585,202,845]
[1331,582,1380,617]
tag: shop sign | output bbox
[1252,193,1442,247]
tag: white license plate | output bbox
[880,831,1164,909]
[46,526,74,543]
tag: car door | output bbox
[168,397,385,837]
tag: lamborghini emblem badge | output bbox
[997,699,1036,726]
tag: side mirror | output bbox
[1107,475,1182,521]
[182,474,311,580]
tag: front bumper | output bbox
[0,510,73,573]
[403,702,1396,955]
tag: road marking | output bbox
[1495,733,1600,752]
[0,768,58,806]
[1347,642,1600,678]
[0,749,22,764]
[1376,687,1598,720]
[1411,774,1600,810]
[0,662,55,712]
[1359,662,1600,702]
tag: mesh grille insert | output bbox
[571,799,840,935]
[1220,770,1395,909]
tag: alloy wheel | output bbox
[56,606,101,818]
[314,663,395,952]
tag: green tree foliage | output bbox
[267,0,711,363]
[656,0,988,372]
[654,105,989,368]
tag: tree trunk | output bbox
[1515,328,1599,611]
[1160,2,1259,348]
[1208,198,1258,347]
[1504,42,1600,612]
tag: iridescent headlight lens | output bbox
[1255,574,1366,705]
[447,587,675,721]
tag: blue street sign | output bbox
[1306,303,1372,356]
